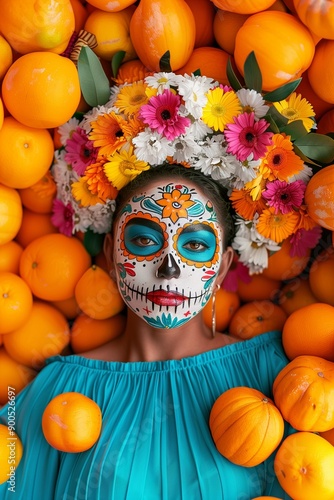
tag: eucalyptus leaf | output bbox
[84,229,105,257]
[243,51,262,93]
[226,58,242,91]
[78,46,110,107]
[159,51,171,72]
[294,133,334,163]
[263,78,302,102]
[280,120,308,141]
[112,51,126,78]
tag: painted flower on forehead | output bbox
[139,89,191,141]
[156,188,195,223]
[224,112,273,161]
[201,87,241,132]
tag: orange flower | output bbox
[89,112,128,157]
[156,189,195,223]
[256,207,299,243]
[85,159,118,202]
[230,188,267,220]
[260,133,304,181]
[295,205,319,231]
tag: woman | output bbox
[0,165,291,499]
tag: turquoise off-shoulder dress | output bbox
[0,330,292,500]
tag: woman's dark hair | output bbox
[114,164,235,248]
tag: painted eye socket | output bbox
[177,227,217,263]
[124,220,164,256]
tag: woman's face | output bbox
[113,178,227,329]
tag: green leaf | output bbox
[112,51,126,78]
[243,51,262,93]
[292,144,320,166]
[77,46,110,107]
[294,133,334,163]
[264,114,281,134]
[263,78,302,102]
[193,68,201,77]
[84,229,105,257]
[226,58,242,91]
[159,51,171,72]
[280,120,309,141]
[265,106,288,130]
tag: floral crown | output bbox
[51,48,334,274]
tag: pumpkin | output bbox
[210,0,277,14]
[129,0,196,72]
[273,355,334,432]
[304,164,334,230]
[209,386,284,467]
[234,11,315,91]
[175,46,230,85]
[293,0,334,40]
[0,184,23,245]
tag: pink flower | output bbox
[289,226,323,257]
[219,84,233,93]
[65,127,99,176]
[222,254,252,292]
[224,112,273,161]
[51,199,74,237]
[139,89,191,141]
[262,180,306,214]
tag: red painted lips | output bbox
[147,290,186,306]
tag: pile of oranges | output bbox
[1,0,334,497]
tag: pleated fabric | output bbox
[0,330,292,500]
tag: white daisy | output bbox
[133,129,174,165]
[172,132,202,163]
[177,74,213,119]
[288,163,313,183]
[237,88,269,119]
[57,117,80,146]
[145,72,183,93]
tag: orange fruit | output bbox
[278,277,318,315]
[236,273,281,302]
[70,0,89,32]
[317,107,334,135]
[234,11,315,92]
[176,46,230,85]
[282,302,334,361]
[251,497,283,500]
[184,0,216,48]
[0,240,23,274]
[274,432,334,500]
[85,0,137,11]
[0,34,12,81]
[0,347,37,405]
[74,265,125,320]
[70,312,126,353]
[296,71,333,120]
[228,300,287,339]
[51,295,80,320]
[0,424,23,485]
[308,40,334,104]
[3,300,70,369]
[2,52,81,129]
[319,427,334,446]
[42,392,102,453]
[115,59,152,85]
[308,249,334,306]
[213,10,249,55]
[84,6,137,62]
[19,233,91,302]
[0,0,75,54]
[0,272,33,335]
[304,164,334,230]
[0,184,23,245]
[0,97,3,130]
[262,239,311,281]
[15,208,58,248]
[202,288,240,332]
[18,171,57,214]
[0,117,54,189]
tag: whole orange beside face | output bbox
[42,392,102,453]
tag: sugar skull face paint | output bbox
[113,180,224,329]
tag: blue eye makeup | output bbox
[177,224,217,263]
[124,218,165,257]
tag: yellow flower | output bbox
[155,189,195,223]
[103,147,150,190]
[114,81,149,115]
[256,207,299,243]
[202,88,242,132]
[273,92,315,132]
[71,177,103,207]
[244,174,266,201]
[260,133,304,181]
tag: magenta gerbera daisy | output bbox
[51,199,75,237]
[289,226,322,257]
[262,179,306,214]
[65,127,99,176]
[224,112,273,161]
[139,89,191,141]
